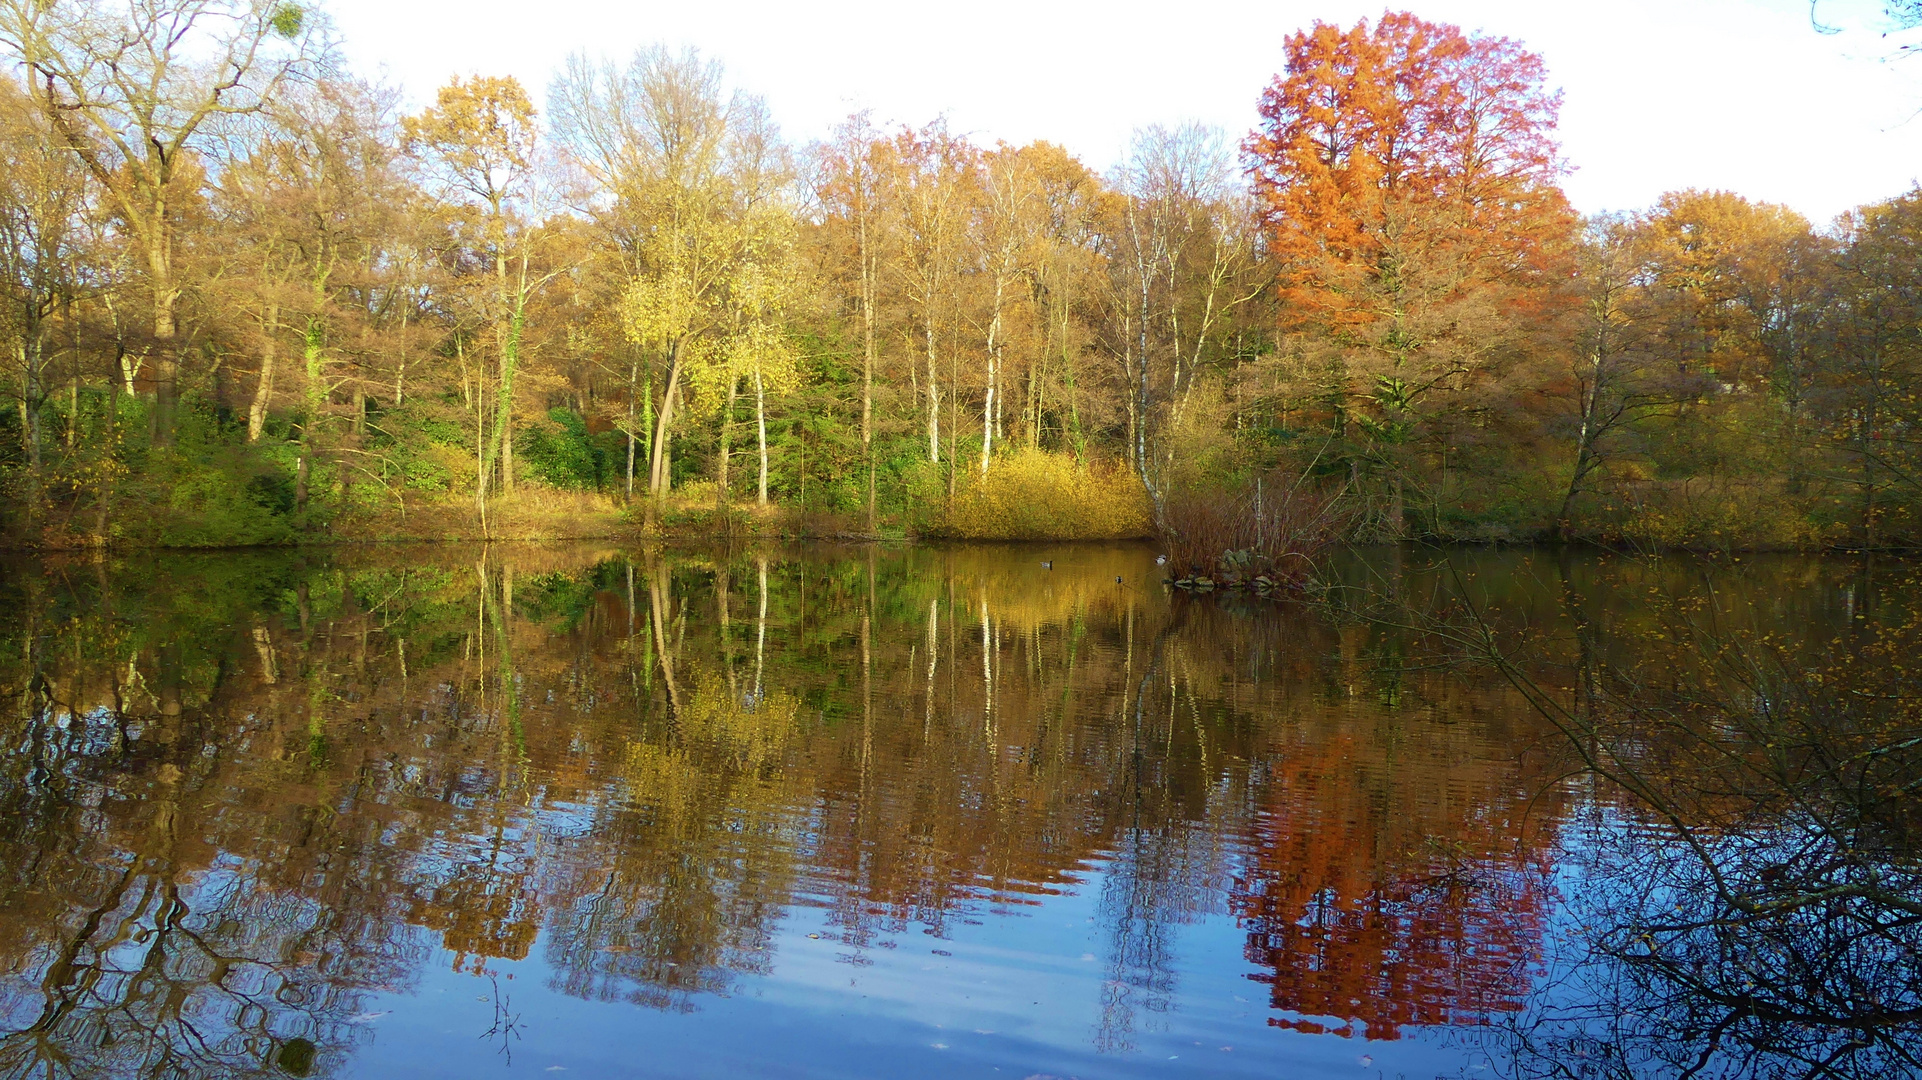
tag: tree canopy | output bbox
[0,9,1917,552]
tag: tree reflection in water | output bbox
[0,543,1907,1078]
[1335,549,1922,1079]
[1529,597,1919,1079]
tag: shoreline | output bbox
[3,532,1913,556]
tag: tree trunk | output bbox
[1862,398,1880,549]
[1560,368,1601,536]
[148,230,180,446]
[982,272,1003,477]
[718,374,739,503]
[497,308,522,497]
[863,233,876,530]
[648,339,686,500]
[925,321,940,463]
[96,344,116,540]
[948,344,959,499]
[298,320,324,512]
[1062,297,1084,460]
[625,357,639,500]
[755,366,770,507]
[66,340,79,452]
[1135,233,1152,490]
[981,358,995,476]
[247,302,279,443]
[20,335,43,524]
[465,335,488,526]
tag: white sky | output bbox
[321,0,1922,225]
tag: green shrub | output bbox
[153,456,298,547]
[521,408,605,490]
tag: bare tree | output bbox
[1555,216,1668,531]
[1106,124,1260,517]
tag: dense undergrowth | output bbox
[1,389,1917,555]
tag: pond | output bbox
[0,542,1915,1079]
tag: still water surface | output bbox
[0,543,1905,1079]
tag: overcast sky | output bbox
[320,0,1922,225]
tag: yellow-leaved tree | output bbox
[553,46,797,513]
[719,213,803,507]
[405,75,565,520]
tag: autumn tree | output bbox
[0,76,90,525]
[1247,12,1574,535]
[0,0,325,444]
[1744,238,1838,500]
[811,113,894,527]
[551,47,789,509]
[971,144,1038,476]
[5,10,1922,553]
[705,97,799,508]
[406,75,553,514]
[1636,190,1814,390]
[1618,192,1827,533]
[219,78,417,521]
[1827,192,1922,545]
[885,121,978,484]
[1538,213,1748,532]
[1016,142,1107,459]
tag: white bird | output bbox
[1156,554,1168,565]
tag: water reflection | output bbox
[0,543,1906,1078]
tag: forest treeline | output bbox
[1,2,1919,549]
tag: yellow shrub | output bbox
[665,479,720,509]
[934,450,1151,540]
[1586,479,1845,551]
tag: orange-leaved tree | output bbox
[1246,12,1575,535]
